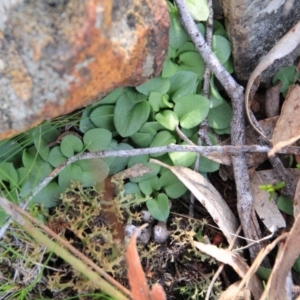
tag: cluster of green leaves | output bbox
[272,65,300,96]
[0,0,233,224]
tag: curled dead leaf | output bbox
[245,20,300,139]
[149,159,239,245]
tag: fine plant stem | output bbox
[174,0,262,260]
[190,0,214,217]
[0,196,130,300]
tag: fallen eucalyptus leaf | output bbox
[245,20,300,139]
[149,159,238,244]
[270,85,300,156]
[194,242,263,300]
[250,170,286,232]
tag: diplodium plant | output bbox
[1,0,299,299]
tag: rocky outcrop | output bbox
[0,0,169,139]
[222,0,300,83]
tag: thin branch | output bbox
[174,0,262,260]
[0,143,298,239]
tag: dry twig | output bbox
[174,0,262,260]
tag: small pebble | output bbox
[140,210,153,223]
[153,221,171,244]
[125,224,151,245]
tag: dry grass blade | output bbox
[150,159,239,245]
[245,20,300,139]
[194,242,263,300]
[270,85,300,156]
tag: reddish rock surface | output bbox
[0,0,169,139]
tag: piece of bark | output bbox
[0,0,169,139]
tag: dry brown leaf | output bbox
[250,170,286,232]
[126,224,151,300]
[261,214,300,300]
[126,224,167,300]
[149,159,239,245]
[245,20,300,139]
[219,281,251,300]
[149,284,167,300]
[270,85,300,156]
[113,163,152,180]
[193,242,263,300]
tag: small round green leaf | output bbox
[169,149,197,167]
[60,135,83,158]
[83,128,112,152]
[149,92,165,112]
[0,162,19,188]
[199,156,220,173]
[114,94,150,137]
[272,66,297,96]
[79,106,96,133]
[90,105,115,132]
[108,142,133,175]
[48,146,66,167]
[169,71,198,102]
[178,52,205,80]
[169,4,189,49]
[177,41,197,56]
[277,195,293,215]
[150,131,176,157]
[208,100,232,130]
[130,162,160,183]
[139,176,161,195]
[97,88,124,105]
[185,0,209,21]
[213,35,231,64]
[77,159,109,187]
[155,110,179,131]
[161,59,178,78]
[174,94,210,129]
[32,182,62,208]
[159,170,187,199]
[146,193,170,222]
[124,182,141,196]
[136,77,170,96]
